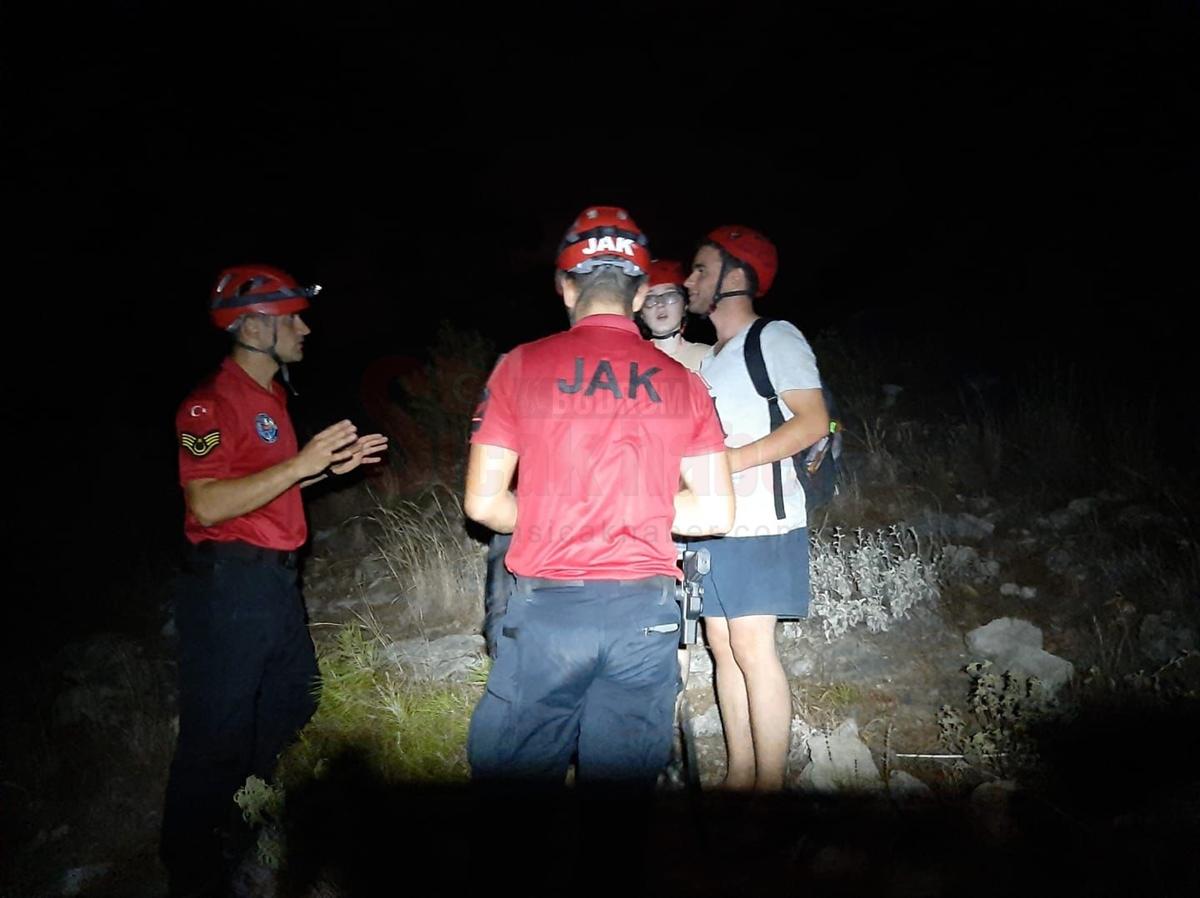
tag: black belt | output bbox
[191,540,299,568]
[523,578,585,589]
[518,575,675,591]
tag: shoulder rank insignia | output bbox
[181,430,222,457]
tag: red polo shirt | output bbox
[471,314,727,580]
[175,357,306,550]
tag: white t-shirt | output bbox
[699,319,823,536]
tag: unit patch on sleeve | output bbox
[181,430,222,457]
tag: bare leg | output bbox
[728,614,791,791]
[703,616,756,790]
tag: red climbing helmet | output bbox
[209,264,321,329]
[647,259,686,290]
[706,225,778,296]
[556,206,651,278]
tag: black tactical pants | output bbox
[161,552,319,895]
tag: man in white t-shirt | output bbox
[684,224,830,792]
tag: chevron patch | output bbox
[181,430,222,457]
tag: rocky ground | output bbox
[288,473,1200,895]
[6,449,1200,895]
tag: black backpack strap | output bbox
[744,318,787,520]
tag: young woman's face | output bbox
[640,286,686,336]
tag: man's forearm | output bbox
[186,457,304,527]
[467,491,518,534]
[729,416,827,474]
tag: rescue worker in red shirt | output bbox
[463,206,734,792]
[162,265,387,897]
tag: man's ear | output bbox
[631,281,649,314]
[241,315,266,341]
[559,273,577,313]
[726,266,751,295]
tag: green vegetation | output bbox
[235,621,488,867]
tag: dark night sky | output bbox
[4,0,1197,641]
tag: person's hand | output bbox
[295,420,359,479]
[329,433,389,475]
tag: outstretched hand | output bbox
[296,420,359,479]
[329,433,389,475]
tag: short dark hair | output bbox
[566,266,645,315]
[228,311,273,336]
[700,240,759,299]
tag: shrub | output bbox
[804,525,942,643]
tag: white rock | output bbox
[799,719,884,793]
[384,634,486,681]
[688,704,724,739]
[966,618,1043,656]
[1000,582,1020,596]
[1000,644,1075,694]
[1019,586,1038,600]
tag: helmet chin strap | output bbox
[233,317,300,396]
[700,257,751,316]
[278,363,299,397]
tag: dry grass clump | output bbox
[368,484,486,638]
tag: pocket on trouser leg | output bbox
[633,608,684,778]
